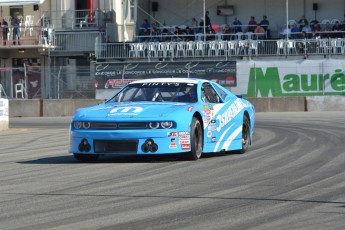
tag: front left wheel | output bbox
[185,117,203,160]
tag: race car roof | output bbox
[131,78,202,84]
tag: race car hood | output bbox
[74,102,192,120]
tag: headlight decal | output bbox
[72,121,175,130]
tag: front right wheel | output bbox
[235,115,251,154]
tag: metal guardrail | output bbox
[95,38,345,61]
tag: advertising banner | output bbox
[94,61,237,90]
[242,60,345,97]
[0,98,9,131]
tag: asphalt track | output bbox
[0,112,344,230]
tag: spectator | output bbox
[184,26,194,41]
[2,18,9,45]
[281,24,291,39]
[141,19,151,30]
[191,17,198,34]
[301,24,312,35]
[222,24,232,40]
[232,17,242,33]
[290,23,300,38]
[174,26,183,41]
[247,16,257,32]
[254,24,265,39]
[311,23,321,32]
[150,26,160,42]
[139,27,150,42]
[260,15,270,38]
[205,25,215,41]
[161,26,172,42]
[310,30,320,39]
[332,21,343,38]
[298,16,308,31]
[12,16,20,45]
[310,19,319,26]
[322,21,332,32]
[260,16,269,30]
[297,31,308,53]
[199,18,205,33]
[205,11,211,27]
[309,30,320,52]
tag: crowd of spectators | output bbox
[137,14,345,43]
[282,15,345,39]
[138,13,271,43]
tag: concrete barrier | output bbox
[43,99,104,117]
[247,97,306,112]
[9,99,41,117]
[0,99,9,130]
[306,96,345,111]
[7,96,345,117]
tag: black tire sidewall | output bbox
[189,117,203,160]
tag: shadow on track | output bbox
[17,152,235,164]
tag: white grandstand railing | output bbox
[95,38,345,60]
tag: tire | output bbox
[235,115,251,154]
[186,117,203,160]
[73,153,99,162]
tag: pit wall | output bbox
[7,96,345,117]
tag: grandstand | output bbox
[0,0,344,100]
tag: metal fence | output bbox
[51,31,105,52]
[95,38,345,60]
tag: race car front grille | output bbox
[91,122,148,130]
[94,140,138,153]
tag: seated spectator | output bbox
[301,24,312,34]
[174,26,183,41]
[139,28,150,42]
[212,23,221,33]
[232,17,242,33]
[297,31,308,52]
[298,16,309,31]
[311,23,321,32]
[247,16,257,32]
[150,26,160,42]
[310,30,320,39]
[332,21,343,38]
[141,19,151,30]
[222,24,232,40]
[198,18,205,33]
[184,26,194,41]
[290,23,300,38]
[205,25,215,41]
[260,15,270,38]
[308,30,320,52]
[281,25,291,38]
[322,21,332,32]
[310,19,319,26]
[254,24,265,39]
[191,17,198,34]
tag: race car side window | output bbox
[212,83,228,101]
[201,83,222,103]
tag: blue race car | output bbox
[69,78,255,161]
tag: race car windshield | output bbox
[108,82,197,103]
